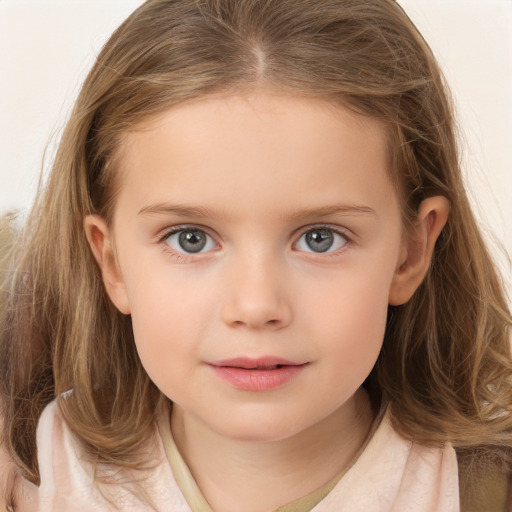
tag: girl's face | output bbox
[94,93,409,442]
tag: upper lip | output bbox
[209,357,307,370]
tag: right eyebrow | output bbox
[138,203,218,218]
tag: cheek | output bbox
[320,306,385,403]
[306,264,394,377]
[129,300,195,399]
[320,288,388,357]
[124,272,217,383]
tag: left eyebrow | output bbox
[282,204,376,222]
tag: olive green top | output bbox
[159,409,383,512]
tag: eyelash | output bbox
[156,224,353,262]
[157,224,218,263]
[295,224,352,258]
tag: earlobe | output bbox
[388,196,450,306]
[84,215,131,315]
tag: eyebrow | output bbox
[283,204,376,221]
[138,202,376,220]
[138,203,219,218]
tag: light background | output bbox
[0,0,511,296]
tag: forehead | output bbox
[112,93,397,222]
[120,93,389,156]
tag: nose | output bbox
[221,252,292,330]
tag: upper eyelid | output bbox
[294,224,353,241]
[156,224,218,243]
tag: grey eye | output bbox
[165,229,215,254]
[296,228,347,253]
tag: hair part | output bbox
[1,0,511,485]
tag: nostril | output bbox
[221,292,292,329]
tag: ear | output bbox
[388,196,450,306]
[84,215,131,314]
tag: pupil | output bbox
[306,229,334,253]
[179,230,206,253]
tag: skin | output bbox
[86,93,449,512]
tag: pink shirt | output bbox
[4,399,460,511]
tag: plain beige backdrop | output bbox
[0,0,511,296]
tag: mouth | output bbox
[210,357,306,370]
[208,357,309,391]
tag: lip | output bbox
[208,357,309,391]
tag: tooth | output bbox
[247,365,280,370]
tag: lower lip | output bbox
[209,364,307,391]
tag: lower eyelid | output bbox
[162,247,194,263]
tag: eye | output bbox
[164,228,217,254]
[295,228,348,253]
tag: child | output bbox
[1,0,511,510]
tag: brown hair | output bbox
[1,0,511,487]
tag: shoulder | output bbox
[35,397,128,510]
[1,399,109,511]
[457,447,512,512]
[315,407,460,511]
[0,431,15,511]
[0,415,38,512]
[36,396,93,496]
[35,396,191,512]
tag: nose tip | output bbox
[221,267,292,330]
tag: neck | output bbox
[170,389,373,512]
